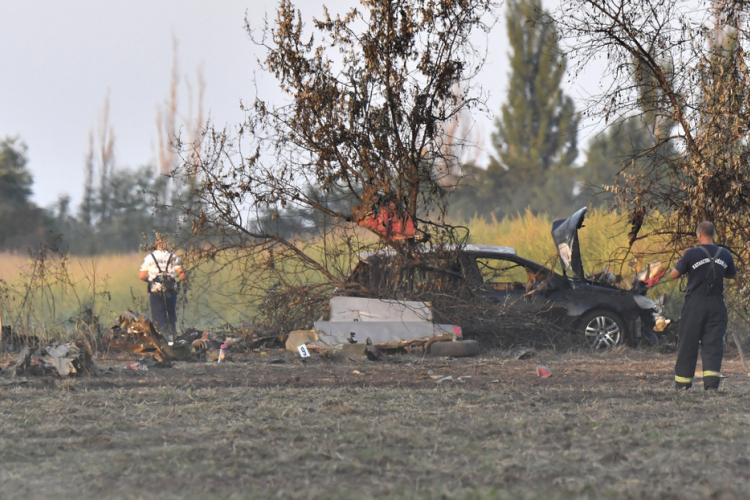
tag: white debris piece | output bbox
[329,297,432,322]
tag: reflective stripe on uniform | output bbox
[703,370,721,378]
[675,375,693,384]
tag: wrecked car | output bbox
[345,207,668,348]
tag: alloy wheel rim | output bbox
[584,316,621,348]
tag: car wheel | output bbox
[579,309,627,349]
[428,340,481,357]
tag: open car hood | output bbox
[551,207,587,280]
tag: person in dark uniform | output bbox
[670,221,737,390]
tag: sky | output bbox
[1,0,600,209]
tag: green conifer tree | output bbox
[486,0,579,217]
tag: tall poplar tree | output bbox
[486,0,579,217]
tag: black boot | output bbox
[704,376,720,390]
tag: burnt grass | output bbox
[2,348,750,499]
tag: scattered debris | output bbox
[134,357,173,370]
[434,374,472,384]
[286,330,318,352]
[13,342,97,377]
[635,260,667,288]
[107,315,252,364]
[106,311,176,362]
[41,343,85,376]
[322,344,363,364]
[189,330,229,360]
[511,347,536,360]
[420,369,441,380]
[536,365,552,378]
[365,338,388,362]
[170,339,192,359]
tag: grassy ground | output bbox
[2,348,749,499]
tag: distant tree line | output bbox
[0,0,699,256]
[0,136,192,254]
[0,138,50,250]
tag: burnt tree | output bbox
[176,0,497,331]
[557,0,750,302]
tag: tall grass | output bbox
[0,252,144,339]
[0,251,253,338]
[466,208,674,280]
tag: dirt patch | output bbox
[1,348,749,499]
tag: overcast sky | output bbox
[1,0,600,209]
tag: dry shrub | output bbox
[255,282,330,335]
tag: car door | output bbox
[469,255,568,320]
[471,256,536,313]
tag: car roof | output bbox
[359,244,517,261]
[462,244,517,256]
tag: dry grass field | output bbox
[2,348,750,499]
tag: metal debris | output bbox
[365,337,388,362]
[13,342,97,377]
[536,365,552,378]
[106,310,176,362]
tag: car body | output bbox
[346,208,666,348]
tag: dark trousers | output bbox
[675,294,727,389]
[150,291,178,338]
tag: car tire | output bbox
[578,309,627,349]
[428,340,481,357]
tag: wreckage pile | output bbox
[286,297,480,358]
[1,311,252,378]
[2,296,479,379]
[106,310,177,362]
[12,342,98,377]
